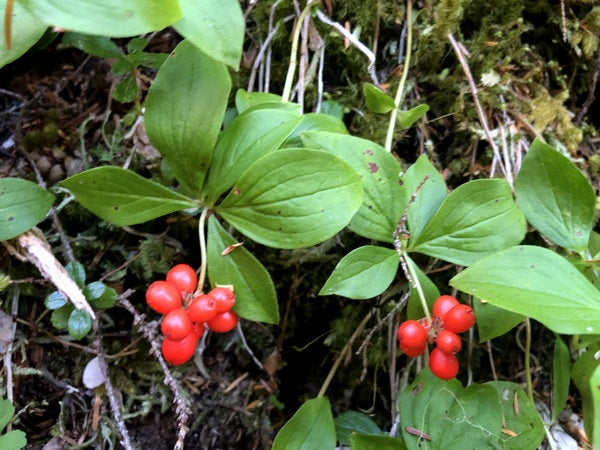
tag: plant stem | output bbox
[317,311,372,397]
[402,249,432,323]
[524,318,534,404]
[282,1,317,103]
[197,208,209,293]
[384,0,413,152]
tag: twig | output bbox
[4,286,19,413]
[117,294,192,450]
[315,8,379,85]
[265,0,284,92]
[236,322,264,370]
[385,0,413,152]
[316,44,325,112]
[92,315,134,450]
[448,33,510,187]
[486,340,498,381]
[317,311,373,397]
[575,48,600,125]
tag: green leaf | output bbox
[320,100,345,120]
[62,33,121,58]
[399,368,503,449]
[0,430,27,450]
[145,39,231,196]
[334,411,383,446]
[301,132,403,242]
[51,304,73,330]
[350,434,407,450]
[60,166,196,226]
[552,336,571,422]
[0,1,47,69]
[406,256,439,320]
[204,109,302,204]
[515,139,595,253]
[83,282,117,309]
[45,291,67,310]
[450,245,600,334]
[217,149,363,249]
[284,113,348,148]
[589,231,600,259]
[174,0,244,69]
[397,104,430,129]
[66,261,86,288]
[125,51,168,69]
[112,74,138,103]
[272,397,336,450]
[0,177,54,241]
[363,82,396,113]
[410,179,526,266]
[68,309,92,340]
[0,398,14,430]
[19,0,181,37]
[235,89,282,113]
[572,342,600,442]
[320,246,399,300]
[207,216,279,324]
[403,155,446,244]
[486,381,545,449]
[472,298,523,342]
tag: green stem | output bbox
[196,208,209,294]
[402,249,431,323]
[524,318,534,405]
[384,0,413,152]
[281,1,318,102]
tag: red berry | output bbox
[397,320,428,349]
[429,347,459,380]
[146,280,181,314]
[209,286,235,314]
[400,340,427,357]
[443,304,475,333]
[193,323,205,339]
[433,295,459,321]
[207,311,238,333]
[435,330,462,354]
[166,264,197,294]
[188,294,218,323]
[162,332,198,366]
[161,308,193,341]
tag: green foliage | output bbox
[0,178,54,241]
[451,246,600,334]
[572,343,600,443]
[0,1,47,68]
[62,33,168,103]
[399,369,544,449]
[18,0,182,37]
[0,399,27,450]
[45,261,117,339]
[174,0,244,69]
[334,411,383,446]
[515,139,596,254]
[272,397,336,450]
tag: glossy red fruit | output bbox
[207,311,238,333]
[433,295,459,321]
[443,304,475,333]
[435,330,462,355]
[397,320,428,349]
[400,340,427,357]
[161,308,193,341]
[209,286,235,314]
[146,280,181,314]
[162,332,198,366]
[188,294,218,323]
[166,264,197,294]
[429,347,459,380]
[192,323,205,339]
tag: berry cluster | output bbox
[145,264,238,366]
[397,295,475,380]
